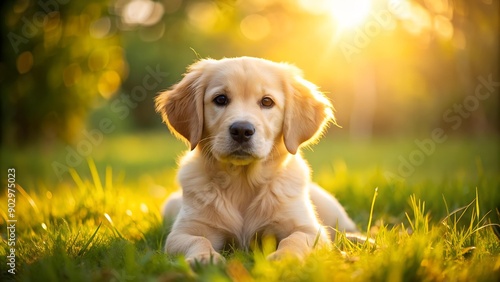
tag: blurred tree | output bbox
[1,0,126,146]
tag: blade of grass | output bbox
[475,188,480,221]
[366,187,378,243]
[78,222,102,256]
[441,194,450,228]
[69,167,86,190]
[87,157,103,193]
[313,227,322,248]
[104,213,125,240]
[17,183,39,213]
[441,200,475,225]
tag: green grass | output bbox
[1,132,499,281]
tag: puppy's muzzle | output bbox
[229,121,255,143]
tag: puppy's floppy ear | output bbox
[282,65,334,154]
[155,60,210,150]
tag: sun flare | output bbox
[327,0,372,29]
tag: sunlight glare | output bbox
[104,213,115,226]
[328,0,372,29]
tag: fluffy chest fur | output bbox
[177,149,312,249]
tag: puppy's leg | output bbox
[162,191,182,222]
[166,222,225,265]
[309,184,357,233]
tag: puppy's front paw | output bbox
[186,252,225,266]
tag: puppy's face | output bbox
[202,59,285,165]
[156,57,333,165]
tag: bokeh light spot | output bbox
[122,0,164,26]
[240,14,271,41]
[90,17,112,38]
[187,1,219,32]
[140,203,149,213]
[17,51,34,74]
[98,71,121,99]
[13,0,29,13]
[433,15,453,40]
[403,3,432,35]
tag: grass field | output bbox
[1,132,499,281]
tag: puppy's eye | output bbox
[261,97,274,108]
[213,95,229,106]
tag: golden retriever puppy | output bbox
[156,57,357,265]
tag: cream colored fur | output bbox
[156,57,357,265]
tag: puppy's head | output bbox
[156,57,333,165]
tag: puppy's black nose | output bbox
[229,121,255,143]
